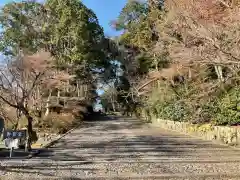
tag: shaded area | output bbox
[1,115,240,179]
[0,148,31,159]
[35,134,240,162]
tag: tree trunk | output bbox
[44,89,52,117]
[21,107,33,151]
[57,89,60,104]
[13,109,22,130]
[67,80,70,93]
[188,67,192,79]
[111,97,116,112]
[214,65,224,82]
[77,81,80,97]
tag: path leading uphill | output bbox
[1,115,240,179]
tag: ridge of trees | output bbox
[0,0,116,150]
[1,0,240,150]
[102,0,240,126]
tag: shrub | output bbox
[190,104,215,124]
[153,101,190,121]
[40,113,78,134]
[212,87,240,126]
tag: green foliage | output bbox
[45,0,105,67]
[160,101,190,121]
[114,0,155,51]
[212,87,240,125]
[114,0,148,31]
[0,1,46,56]
[147,85,190,121]
[136,52,153,74]
[149,98,190,121]
[0,0,109,77]
[154,85,240,125]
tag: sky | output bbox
[82,0,126,36]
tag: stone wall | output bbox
[151,118,240,147]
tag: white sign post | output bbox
[4,138,20,157]
[3,130,27,158]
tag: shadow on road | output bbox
[83,115,145,131]
[0,148,31,159]
[1,115,240,178]
[84,113,120,121]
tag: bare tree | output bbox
[0,50,71,150]
[159,0,240,83]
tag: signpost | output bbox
[3,129,28,157]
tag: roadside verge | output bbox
[150,118,240,149]
[27,122,83,158]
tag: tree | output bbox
[101,86,118,112]
[0,0,114,112]
[109,0,169,110]
[0,51,71,150]
[0,0,111,86]
[162,0,240,82]
[0,1,47,56]
[44,0,106,68]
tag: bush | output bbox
[40,113,78,134]
[190,104,215,124]
[146,84,190,122]
[153,101,190,121]
[146,86,240,126]
[212,87,240,126]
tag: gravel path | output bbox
[1,115,240,179]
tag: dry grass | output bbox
[0,101,89,135]
[39,112,77,134]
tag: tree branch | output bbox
[0,95,18,109]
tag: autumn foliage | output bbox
[0,0,110,150]
[108,0,240,125]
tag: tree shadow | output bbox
[0,148,31,159]
[1,115,240,178]
[84,113,118,122]
[82,115,145,132]
[34,115,240,161]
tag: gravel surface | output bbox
[1,115,240,180]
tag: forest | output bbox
[0,0,240,149]
[102,0,240,126]
[0,0,117,148]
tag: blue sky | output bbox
[82,0,127,36]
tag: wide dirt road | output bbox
[1,115,240,180]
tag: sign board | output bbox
[4,138,19,149]
[1,129,28,157]
[3,129,27,149]
[3,129,27,139]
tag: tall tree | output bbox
[45,0,106,69]
[0,1,47,56]
[0,0,113,102]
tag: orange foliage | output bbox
[165,0,230,24]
